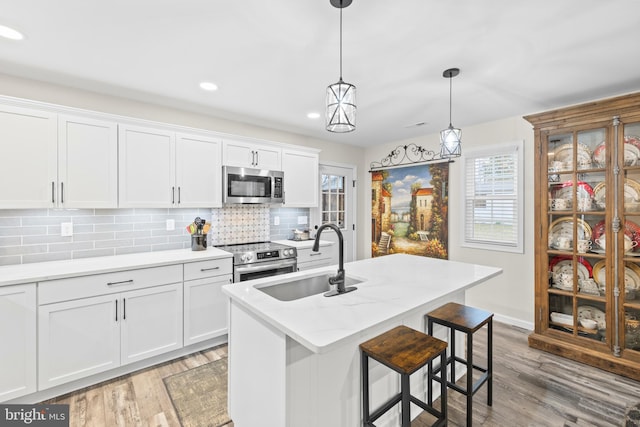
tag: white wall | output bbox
[0,73,536,325]
[364,116,535,327]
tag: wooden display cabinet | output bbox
[526,92,640,380]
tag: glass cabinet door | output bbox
[621,120,640,353]
[545,127,608,343]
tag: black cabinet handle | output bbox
[51,181,55,203]
[123,298,126,320]
[172,186,175,204]
[178,187,181,204]
[115,300,118,322]
[60,182,64,204]
[107,279,134,286]
[200,266,220,272]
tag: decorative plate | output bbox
[552,181,594,202]
[592,179,640,209]
[577,305,606,330]
[549,255,592,279]
[549,217,592,246]
[592,260,640,290]
[592,137,640,167]
[591,220,640,251]
[553,143,593,169]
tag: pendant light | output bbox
[440,67,462,158]
[326,0,356,133]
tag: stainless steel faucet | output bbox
[313,223,357,297]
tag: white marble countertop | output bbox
[0,247,232,287]
[272,239,333,249]
[222,253,502,353]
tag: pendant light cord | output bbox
[339,3,343,80]
[448,75,453,127]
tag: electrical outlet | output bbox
[298,216,308,225]
[166,219,175,231]
[274,216,280,226]
[61,222,73,237]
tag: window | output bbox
[321,173,346,228]
[463,140,524,253]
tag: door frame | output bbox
[310,161,358,263]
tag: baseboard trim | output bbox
[493,313,533,331]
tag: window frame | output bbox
[461,140,524,253]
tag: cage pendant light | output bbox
[440,68,462,158]
[326,0,356,133]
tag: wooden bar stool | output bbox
[360,325,448,427]
[426,302,493,427]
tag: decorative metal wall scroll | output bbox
[369,143,453,171]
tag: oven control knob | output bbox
[283,249,290,256]
[241,253,253,262]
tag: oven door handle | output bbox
[235,259,297,275]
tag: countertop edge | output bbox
[0,248,233,287]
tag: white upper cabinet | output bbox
[223,139,282,170]
[58,115,118,208]
[282,148,319,207]
[176,133,222,208]
[119,124,176,208]
[0,105,57,208]
[119,125,222,208]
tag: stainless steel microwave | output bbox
[222,166,284,204]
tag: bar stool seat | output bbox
[360,325,448,427]
[426,302,493,427]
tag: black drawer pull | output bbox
[200,266,220,272]
[107,279,134,286]
[309,252,322,256]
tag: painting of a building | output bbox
[370,163,449,259]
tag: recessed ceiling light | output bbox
[307,112,320,119]
[199,81,218,91]
[0,25,24,41]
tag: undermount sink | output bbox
[256,273,363,301]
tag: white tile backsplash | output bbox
[0,206,310,266]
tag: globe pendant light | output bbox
[326,0,356,133]
[440,68,462,158]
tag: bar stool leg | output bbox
[362,351,370,426]
[439,351,448,426]
[401,373,410,427]
[427,318,434,405]
[450,328,456,385]
[466,331,473,427]
[488,319,493,407]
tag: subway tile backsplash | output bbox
[0,206,310,266]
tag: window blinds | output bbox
[464,146,519,247]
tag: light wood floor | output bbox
[44,322,640,427]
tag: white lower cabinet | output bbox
[183,258,233,346]
[0,284,36,401]
[296,245,335,271]
[38,282,183,390]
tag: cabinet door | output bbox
[38,294,120,390]
[176,133,222,208]
[0,105,57,208]
[255,146,282,170]
[120,283,183,365]
[0,284,36,401]
[223,139,281,170]
[184,275,231,346]
[58,115,118,208]
[119,124,175,207]
[282,149,319,207]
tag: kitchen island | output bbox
[222,254,502,427]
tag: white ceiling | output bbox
[2,0,640,148]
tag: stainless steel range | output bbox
[217,241,297,282]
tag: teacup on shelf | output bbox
[551,198,571,210]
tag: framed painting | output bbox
[371,162,449,259]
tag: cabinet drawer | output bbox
[184,258,232,281]
[38,264,183,305]
[297,246,332,263]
